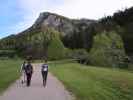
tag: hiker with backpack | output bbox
[41,60,48,87]
[25,60,33,87]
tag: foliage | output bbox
[26,29,53,59]
[99,7,133,55]
[0,50,17,58]
[20,28,67,60]
[67,49,90,64]
[62,24,94,51]
[48,30,66,60]
[89,31,127,68]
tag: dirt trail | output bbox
[0,64,74,100]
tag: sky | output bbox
[0,0,133,38]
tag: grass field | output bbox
[0,60,21,93]
[50,62,133,100]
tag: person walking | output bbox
[25,60,33,87]
[41,60,48,87]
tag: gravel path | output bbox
[0,64,74,100]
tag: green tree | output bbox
[48,30,66,60]
[29,28,53,59]
[89,31,127,68]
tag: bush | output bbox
[21,28,67,60]
[89,31,127,68]
[0,50,17,58]
[65,49,90,64]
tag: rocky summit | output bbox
[21,12,97,36]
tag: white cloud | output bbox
[54,0,133,19]
[13,0,63,33]
[12,0,133,34]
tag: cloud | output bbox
[17,0,133,25]
[53,0,133,19]
[12,0,64,34]
[2,0,133,37]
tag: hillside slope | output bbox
[0,12,97,52]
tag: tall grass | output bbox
[50,62,133,100]
[0,60,21,93]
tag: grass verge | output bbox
[0,59,21,93]
[50,62,133,100]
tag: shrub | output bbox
[89,31,127,68]
[48,30,66,60]
[48,33,65,60]
[66,49,90,64]
[0,50,17,58]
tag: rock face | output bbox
[21,12,97,36]
[18,12,97,49]
[0,12,97,52]
[39,12,74,36]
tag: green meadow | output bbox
[50,62,133,100]
[1,60,133,100]
[0,60,21,93]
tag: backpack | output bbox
[25,64,33,74]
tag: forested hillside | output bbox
[99,7,133,56]
[0,7,133,67]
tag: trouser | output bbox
[41,71,48,85]
[26,73,32,86]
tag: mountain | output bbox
[0,12,97,58]
[20,12,96,36]
[0,7,133,60]
[0,12,97,54]
[18,12,97,50]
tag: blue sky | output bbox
[0,0,25,38]
[0,0,133,38]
